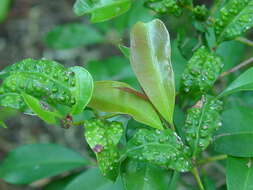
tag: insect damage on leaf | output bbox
[181,46,223,94]
[145,0,183,16]
[184,95,223,157]
[125,128,192,172]
[214,0,253,42]
[84,119,124,181]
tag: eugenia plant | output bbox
[1,0,253,189]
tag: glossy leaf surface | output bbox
[73,0,131,23]
[84,119,124,180]
[130,19,175,124]
[125,129,192,172]
[184,95,223,157]
[88,81,163,129]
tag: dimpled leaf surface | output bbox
[88,81,163,129]
[184,95,223,157]
[0,58,93,116]
[0,92,26,110]
[84,119,124,180]
[130,19,175,124]
[125,129,192,172]
[215,0,253,42]
[73,0,131,23]
[219,67,253,97]
[181,46,222,94]
[22,93,61,125]
[145,0,182,16]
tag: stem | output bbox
[198,154,227,165]
[191,167,205,190]
[219,57,253,78]
[236,37,253,47]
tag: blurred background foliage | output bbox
[0,0,253,189]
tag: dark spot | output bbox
[92,144,104,153]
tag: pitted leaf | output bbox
[0,92,26,111]
[130,19,175,124]
[73,0,131,23]
[0,58,93,116]
[84,119,124,181]
[88,81,163,130]
[125,129,192,172]
[181,46,222,94]
[144,0,183,16]
[22,93,62,125]
[214,0,253,42]
[184,95,223,157]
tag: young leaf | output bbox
[181,46,222,94]
[0,144,89,184]
[125,129,192,172]
[84,119,124,180]
[22,93,62,125]
[121,159,173,190]
[215,0,253,42]
[88,81,163,130]
[184,95,223,157]
[130,19,175,124]
[118,44,130,58]
[73,0,132,23]
[44,23,103,49]
[69,66,94,115]
[226,156,253,190]
[64,168,124,190]
[219,67,253,97]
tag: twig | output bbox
[219,57,253,78]
[191,167,205,190]
[236,37,253,47]
[198,154,227,165]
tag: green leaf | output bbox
[44,175,78,190]
[125,129,192,172]
[0,93,26,110]
[0,59,93,115]
[73,0,132,23]
[214,105,253,157]
[69,66,94,115]
[181,46,222,94]
[44,23,103,49]
[64,168,124,190]
[226,156,253,190]
[88,81,163,129]
[184,95,223,157]
[219,67,253,97]
[121,159,173,190]
[130,19,175,124]
[215,0,253,42]
[84,119,124,180]
[0,0,11,23]
[22,93,62,124]
[0,144,89,184]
